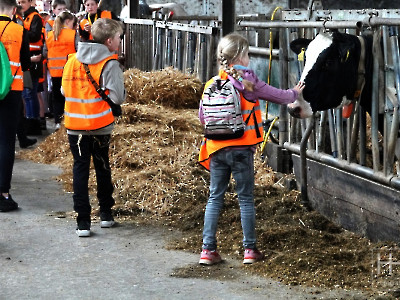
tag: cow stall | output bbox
[122,8,400,242]
[238,8,400,242]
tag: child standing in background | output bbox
[198,32,305,265]
[44,10,78,130]
[45,0,67,32]
[18,0,43,135]
[79,0,119,41]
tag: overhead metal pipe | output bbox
[237,20,362,29]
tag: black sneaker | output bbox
[19,137,37,148]
[76,220,91,237]
[100,211,115,228]
[0,194,18,212]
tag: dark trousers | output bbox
[51,77,64,124]
[68,134,115,222]
[0,91,22,193]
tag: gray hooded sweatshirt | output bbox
[65,41,126,135]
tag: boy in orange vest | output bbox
[79,0,119,41]
[62,18,125,237]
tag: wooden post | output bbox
[220,0,236,36]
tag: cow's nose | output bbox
[288,106,302,118]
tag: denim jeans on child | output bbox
[22,78,40,119]
[68,134,115,223]
[202,147,257,250]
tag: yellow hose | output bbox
[260,6,282,154]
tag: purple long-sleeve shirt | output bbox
[199,65,299,123]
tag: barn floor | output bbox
[18,69,400,298]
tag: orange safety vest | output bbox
[0,21,24,91]
[198,70,264,170]
[62,53,117,130]
[46,28,76,77]
[23,11,43,52]
[79,10,112,40]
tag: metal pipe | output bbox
[371,29,382,171]
[300,114,315,210]
[349,101,360,162]
[279,28,289,145]
[199,34,207,82]
[237,20,362,29]
[284,142,400,190]
[359,106,367,166]
[327,109,338,158]
[364,17,400,28]
[248,46,280,57]
[176,31,184,70]
[386,26,400,174]
[335,109,344,159]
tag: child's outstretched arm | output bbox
[232,69,305,105]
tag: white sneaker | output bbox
[76,220,91,237]
[100,211,115,228]
[100,220,115,228]
[76,229,91,237]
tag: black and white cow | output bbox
[287,31,373,119]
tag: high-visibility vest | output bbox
[62,53,118,131]
[79,10,112,40]
[0,21,24,91]
[198,70,264,170]
[23,11,44,53]
[46,28,76,77]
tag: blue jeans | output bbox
[202,148,256,250]
[22,78,39,119]
[0,91,22,193]
[68,134,115,223]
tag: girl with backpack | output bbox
[44,10,78,130]
[198,32,305,265]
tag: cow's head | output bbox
[288,31,361,118]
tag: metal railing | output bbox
[122,9,400,191]
[123,18,219,82]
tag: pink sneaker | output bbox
[199,249,222,265]
[243,248,264,264]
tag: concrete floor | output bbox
[0,124,369,300]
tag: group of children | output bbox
[0,0,126,239]
[1,0,307,267]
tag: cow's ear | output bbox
[290,38,312,54]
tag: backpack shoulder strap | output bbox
[0,21,12,40]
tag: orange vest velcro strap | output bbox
[198,74,264,171]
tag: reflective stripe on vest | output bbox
[198,71,264,171]
[62,53,117,130]
[46,29,76,77]
[0,21,24,91]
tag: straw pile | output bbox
[19,68,398,296]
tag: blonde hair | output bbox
[52,10,75,40]
[91,18,122,44]
[217,32,253,91]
